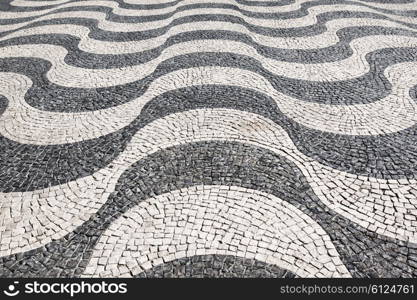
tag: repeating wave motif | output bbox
[1,0,417,278]
[3,108,417,255]
[2,3,417,36]
[82,185,351,278]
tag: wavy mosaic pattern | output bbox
[1,0,417,278]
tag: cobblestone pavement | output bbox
[0,0,417,278]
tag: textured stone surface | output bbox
[135,255,298,278]
[1,0,417,278]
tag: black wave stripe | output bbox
[3,18,417,67]
[2,0,298,12]
[410,84,417,100]
[2,42,417,116]
[359,0,415,3]
[1,84,417,194]
[0,8,395,39]
[0,5,112,25]
[1,0,417,27]
[234,0,295,6]
[2,4,417,44]
[353,2,417,19]
[0,95,7,116]
[0,0,282,15]
[112,85,417,180]
[0,130,128,192]
[0,0,63,12]
[0,57,152,112]
[135,255,297,278]
[1,141,416,278]
[0,0,183,13]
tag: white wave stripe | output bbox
[1,61,417,146]
[0,173,114,255]
[2,35,417,87]
[2,4,417,35]
[81,185,350,278]
[2,17,416,55]
[1,109,416,257]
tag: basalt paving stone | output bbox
[1,0,417,278]
[0,96,7,116]
[135,255,298,278]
